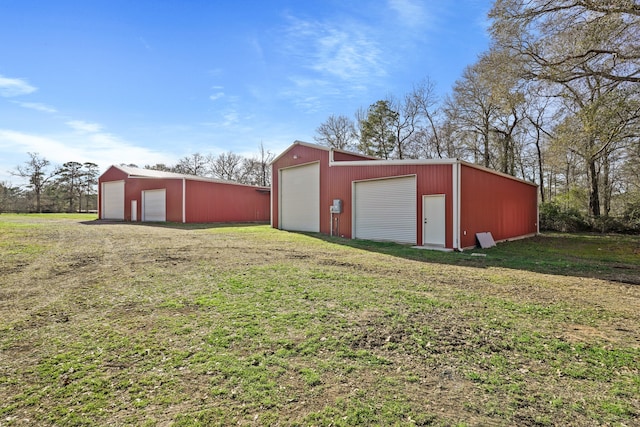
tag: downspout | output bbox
[537,186,540,235]
[182,178,186,223]
[453,162,461,250]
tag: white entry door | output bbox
[131,200,137,222]
[422,195,446,246]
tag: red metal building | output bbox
[98,165,270,223]
[271,141,538,250]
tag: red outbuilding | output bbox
[271,141,538,250]
[98,165,270,223]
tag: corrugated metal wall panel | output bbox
[280,162,320,232]
[271,143,456,247]
[99,165,270,223]
[98,166,128,182]
[98,166,128,219]
[271,144,330,230]
[328,163,453,246]
[353,176,416,244]
[185,180,270,223]
[459,165,538,248]
[124,179,183,222]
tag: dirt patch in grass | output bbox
[1,215,639,426]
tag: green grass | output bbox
[0,214,638,426]
[319,232,640,284]
[0,212,98,220]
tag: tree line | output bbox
[1,144,274,214]
[143,142,274,187]
[314,0,640,232]
[0,153,100,214]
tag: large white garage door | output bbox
[102,181,125,220]
[280,163,320,232]
[142,189,166,222]
[353,176,416,244]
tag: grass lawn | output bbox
[0,214,638,426]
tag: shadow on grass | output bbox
[307,232,640,286]
[80,219,269,230]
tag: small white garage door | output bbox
[353,175,416,244]
[142,189,166,222]
[102,181,125,220]
[280,162,320,232]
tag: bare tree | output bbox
[255,142,275,186]
[448,64,498,168]
[411,78,443,158]
[210,152,244,181]
[12,153,54,213]
[314,114,358,150]
[523,86,556,202]
[387,93,421,159]
[144,163,173,172]
[490,0,640,85]
[550,76,640,217]
[174,153,209,176]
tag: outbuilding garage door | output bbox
[353,175,416,244]
[102,181,125,220]
[280,162,320,232]
[142,189,166,222]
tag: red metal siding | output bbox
[459,165,538,248]
[185,180,270,222]
[271,144,330,229]
[97,166,128,219]
[327,164,453,246]
[272,143,538,249]
[100,165,270,223]
[271,144,455,246]
[125,178,183,222]
[332,151,375,162]
[99,166,128,182]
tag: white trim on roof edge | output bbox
[270,140,376,165]
[273,140,538,188]
[329,158,537,188]
[105,165,269,190]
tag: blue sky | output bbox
[0,0,492,185]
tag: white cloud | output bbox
[209,92,225,101]
[0,129,175,182]
[282,16,386,83]
[276,15,388,112]
[12,101,57,113]
[0,75,37,97]
[0,129,85,161]
[222,110,239,126]
[66,120,103,133]
[387,0,429,28]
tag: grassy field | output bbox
[0,214,638,426]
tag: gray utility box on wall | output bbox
[330,199,342,214]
